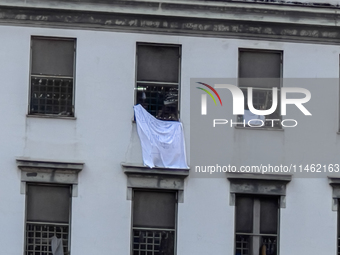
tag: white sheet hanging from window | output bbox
[134,104,188,169]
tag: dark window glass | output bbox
[133,191,176,229]
[239,51,281,88]
[137,45,179,83]
[27,185,70,223]
[260,197,278,234]
[32,38,74,76]
[235,196,253,233]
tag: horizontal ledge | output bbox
[122,162,190,176]
[328,176,340,185]
[27,114,76,120]
[227,172,292,182]
[16,158,84,172]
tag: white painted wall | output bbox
[0,24,339,255]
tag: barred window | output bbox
[30,37,75,116]
[136,44,181,120]
[235,196,279,255]
[26,184,71,255]
[132,190,177,255]
[238,49,282,128]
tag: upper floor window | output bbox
[136,43,181,120]
[29,37,75,117]
[238,49,282,128]
[132,190,177,255]
[26,184,71,255]
[235,195,279,255]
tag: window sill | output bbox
[16,158,84,197]
[234,126,284,131]
[27,114,76,120]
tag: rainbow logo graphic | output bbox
[196,82,222,106]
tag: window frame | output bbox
[234,194,280,255]
[28,36,77,118]
[25,183,72,255]
[135,42,182,121]
[237,48,283,129]
[131,188,178,255]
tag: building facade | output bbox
[1,0,340,254]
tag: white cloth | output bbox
[243,110,265,126]
[134,104,188,169]
[51,236,64,255]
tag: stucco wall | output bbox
[0,24,338,254]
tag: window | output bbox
[136,43,181,120]
[132,190,177,255]
[30,37,75,116]
[235,195,279,255]
[238,49,282,128]
[25,184,71,255]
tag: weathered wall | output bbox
[0,18,339,255]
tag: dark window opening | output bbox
[235,195,279,255]
[136,44,180,121]
[26,184,71,255]
[30,37,75,116]
[238,49,282,128]
[132,190,177,255]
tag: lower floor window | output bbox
[26,184,71,255]
[235,195,279,255]
[132,190,177,255]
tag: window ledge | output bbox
[234,126,284,131]
[16,158,84,196]
[17,158,84,173]
[122,162,189,203]
[227,172,292,208]
[27,114,76,120]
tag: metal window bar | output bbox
[136,83,178,120]
[235,234,277,255]
[237,88,281,128]
[132,228,175,255]
[26,222,69,255]
[30,75,73,116]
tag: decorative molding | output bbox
[0,3,340,44]
[16,158,84,197]
[328,177,340,211]
[227,173,292,208]
[122,163,189,203]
